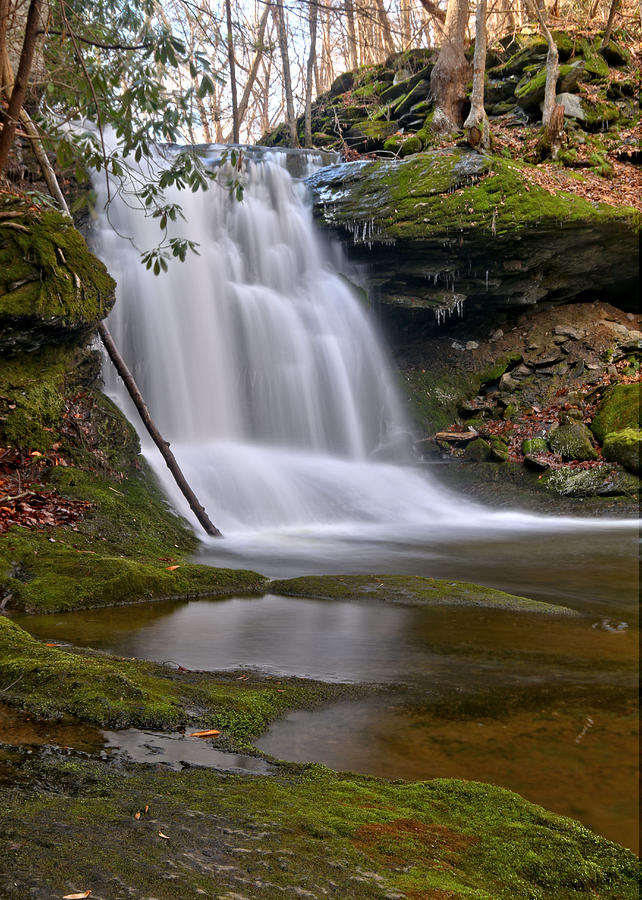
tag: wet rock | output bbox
[544,465,639,497]
[602,427,641,474]
[524,453,551,470]
[559,409,583,425]
[522,437,548,455]
[466,341,479,350]
[490,329,504,341]
[464,438,493,461]
[548,422,598,461]
[499,372,519,392]
[591,383,641,442]
[554,92,585,120]
[532,351,565,367]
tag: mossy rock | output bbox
[0,207,115,353]
[399,135,423,157]
[329,71,354,95]
[1,754,638,900]
[548,422,597,461]
[602,427,641,474]
[581,99,621,132]
[522,436,548,455]
[0,617,337,735]
[268,573,578,615]
[600,38,630,66]
[344,119,398,152]
[591,383,641,442]
[464,437,493,461]
[490,38,548,79]
[307,149,639,244]
[515,63,584,112]
[544,464,639,497]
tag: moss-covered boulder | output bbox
[522,436,548,455]
[0,206,115,353]
[306,149,639,319]
[602,426,641,473]
[548,422,598,461]
[591,383,641,442]
[268,574,578,615]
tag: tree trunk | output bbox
[463,0,490,149]
[225,0,239,143]
[0,0,43,176]
[374,0,395,56]
[344,0,358,69]
[430,0,471,134]
[274,0,299,147]
[304,0,318,147]
[235,0,271,134]
[530,0,563,158]
[98,322,222,538]
[601,0,620,46]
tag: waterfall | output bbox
[94,146,636,554]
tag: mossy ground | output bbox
[269,574,577,615]
[0,462,265,612]
[0,752,637,900]
[0,616,348,745]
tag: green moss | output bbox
[602,427,641,474]
[268,574,578,615]
[0,208,115,330]
[522,437,548,455]
[313,150,639,245]
[464,437,493,461]
[399,135,422,157]
[582,100,621,132]
[578,36,611,81]
[591,383,641,442]
[0,617,339,737]
[548,423,598,461]
[1,754,636,899]
[402,367,478,434]
[0,463,266,613]
[543,465,640,497]
[382,136,401,154]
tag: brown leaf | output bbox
[189,729,221,738]
[62,892,91,899]
[166,565,180,571]
[158,831,170,840]
[134,811,141,820]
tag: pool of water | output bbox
[16,583,639,850]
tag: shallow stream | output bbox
[16,523,639,851]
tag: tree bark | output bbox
[463,0,490,149]
[430,0,471,134]
[530,0,559,127]
[304,0,318,147]
[0,0,43,176]
[225,0,239,143]
[601,0,620,46]
[373,0,395,56]
[98,322,222,538]
[274,0,299,147]
[235,0,271,134]
[344,0,358,70]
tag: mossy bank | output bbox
[0,751,638,900]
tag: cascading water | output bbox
[95,145,637,568]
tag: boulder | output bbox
[464,438,493,461]
[555,92,585,120]
[548,422,598,461]
[522,437,548,455]
[590,383,641,442]
[602,427,641,473]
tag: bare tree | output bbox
[463,0,490,148]
[225,0,240,142]
[601,0,620,45]
[274,0,299,146]
[304,0,318,146]
[530,0,564,156]
[430,0,471,134]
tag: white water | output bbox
[94,146,637,562]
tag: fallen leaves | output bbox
[62,892,91,899]
[158,831,170,840]
[189,729,221,738]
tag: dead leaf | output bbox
[158,831,170,840]
[144,804,149,813]
[134,811,141,820]
[189,729,221,738]
[62,892,91,899]
[166,565,180,571]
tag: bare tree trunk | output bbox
[236,0,271,133]
[417,0,446,25]
[374,0,395,56]
[601,0,620,45]
[430,0,471,134]
[225,0,239,143]
[274,0,299,147]
[304,0,318,147]
[98,323,222,537]
[530,0,563,158]
[344,0,358,69]
[464,0,490,148]
[0,0,42,176]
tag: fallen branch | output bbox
[98,322,222,538]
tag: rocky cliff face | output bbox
[306,148,639,322]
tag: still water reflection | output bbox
[17,588,638,850]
